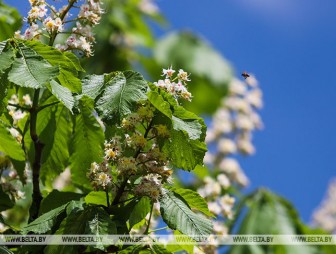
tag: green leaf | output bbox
[110,199,138,234]
[148,84,207,171]
[0,246,14,254]
[168,230,195,254]
[147,86,172,119]
[0,2,22,41]
[81,74,105,99]
[169,187,214,218]
[129,196,151,230]
[86,207,117,235]
[45,206,116,253]
[39,105,72,187]
[159,191,212,240]
[85,207,117,251]
[0,40,14,73]
[63,51,85,72]
[151,245,173,254]
[96,71,147,122]
[0,68,9,115]
[49,80,75,111]
[40,190,83,215]
[21,203,68,234]
[8,40,59,89]
[171,105,205,140]
[23,39,82,92]
[228,189,325,254]
[163,130,207,171]
[0,121,25,161]
[70,96,105,190]
[117,245,148,254]
[0,188,14,212]
[85,191,111,207]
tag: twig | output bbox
[37,101,59,112]
[28,89,44,222]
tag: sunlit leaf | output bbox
[8,41,59,89]
[22,39,82,92]
[160,191,213,240]
[129,196,151,230]
[96,71,147,122]
[169,187,214,217]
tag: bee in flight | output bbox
[241,71,250,79]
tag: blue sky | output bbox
[5,0,336,223]
[154,0,336,222]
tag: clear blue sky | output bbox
[6,0,336,223]
[155,0,336,223]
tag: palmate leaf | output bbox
[163,130,207,171]
[45,206,116,253]
[39,105,72,187]
[21,203,68,234]
[129,196,151,230]
[40,190,83,215]
[0,69,9,115]
[70,96,105,190]
[160,191,213,241]
[148,85,207,171]
[147,87,172,118]
[49,80,75,111]
[22,39,82,92]
[168,187,214,218]
[86,207,117,235]
[0,121,25,161]
[0,246,14,254]
[7,40,59,88]
[0,40,14,73]
[228,189,334,254]
[81,74,105,99]
[85,191,112,207]
[96,71,147,122]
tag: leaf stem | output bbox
[7,103,30,111]
[37,101,60,112]
[105,188,110,208]
[149,226,168,233]
[28,89,44,222]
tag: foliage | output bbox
[0,1,331,254]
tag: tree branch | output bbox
[28,89,44,222]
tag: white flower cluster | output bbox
[134,174,163,201]
[312,179,336,233]
[197,175,234,243]
[7,94,32,126]
[153,66,192,101]
[194,75,263,253]
[87,162,112,190]
[205,74,263,187]
[0,156,25,202]
[88,102,173,201]
[16,0,104,57]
